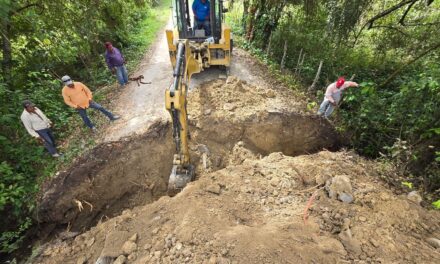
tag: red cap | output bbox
[336,77,345,88]
[104,42,112,48]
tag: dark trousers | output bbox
[77,101,115,128]
[36,128,57,155]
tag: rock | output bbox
[143,243,152,251]
[223,103,236,111]
[182,248,192,257]
[316,236,347,256]
[175,242,183,250]
[122,241,137,255]
[407,191,422,205]
[358,216,367,222]
[113,255,126,264]
[86,237,95,247]
[426,237,440,249]
[127,253,137,261]
[76,256,87,264]
[270,178,280,187]
[326,176,353,202]
[129,233,138,242]
[100,231,130,258]
[217,257,231,264]
[265,90,276,98]
[204,109,212,115]
[370,238,379,248]
[206,183,221,195]
[95,256,113,264]
[339,193,354,203]
[154,251,162,258]
[380,192,390,201]
[338,229,362,256]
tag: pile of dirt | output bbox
[32,148,440,264]
[36,77,341,238]
[32,75,440,264]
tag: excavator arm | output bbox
[165,40,201,195]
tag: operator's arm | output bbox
[62,88,78,109]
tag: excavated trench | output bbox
[37,112,340,237]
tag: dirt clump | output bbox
[32,147,440,264]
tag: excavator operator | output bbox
[192,0,211,36]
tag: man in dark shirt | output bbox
[192,0,211,36]
[105,42,129,87]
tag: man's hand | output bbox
[76,106,83,110]
[111,68,116,74]
[36,137,44,144]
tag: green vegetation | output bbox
[0,0,170,255]
[227,0,439,202]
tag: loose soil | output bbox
[28,29,440,264]
[32,77,440,264]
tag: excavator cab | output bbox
[167,0,232,69]
[165,0,232,195]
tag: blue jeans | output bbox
[195,19,211,36]
[77,101,115,128]
[115,65,128,85]
[317,100,336,118]
[36,128,57,155]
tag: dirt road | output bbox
[103,22,302,142]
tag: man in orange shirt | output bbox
[61,75,120,131]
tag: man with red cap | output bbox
[317,77,358,118]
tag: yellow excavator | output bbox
[165,0,232,194]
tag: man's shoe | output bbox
[91,127,98,133]
[111,115,121,121]
[52,153,61,158]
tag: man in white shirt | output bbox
[317,77,359,118]
[20,100,61,158]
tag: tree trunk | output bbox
[297,52,306,75]
[280,40,288,69]
[1,19,12,85]
[308,60,323,92]
[295,49,303,74]
[266,32,273,56]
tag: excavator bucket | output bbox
[167,164,195,196]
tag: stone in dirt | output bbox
[407,191,422,205]
[100,231,130,258]
[206,183,221,195]
[426,237,440,249]
[113,255,127,264]
[76,256,87,264]
[338,228,362,256]
[326,175,354,203]
[122,241,137,255]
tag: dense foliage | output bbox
[227,0,439,196]
[0,0,167,255]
